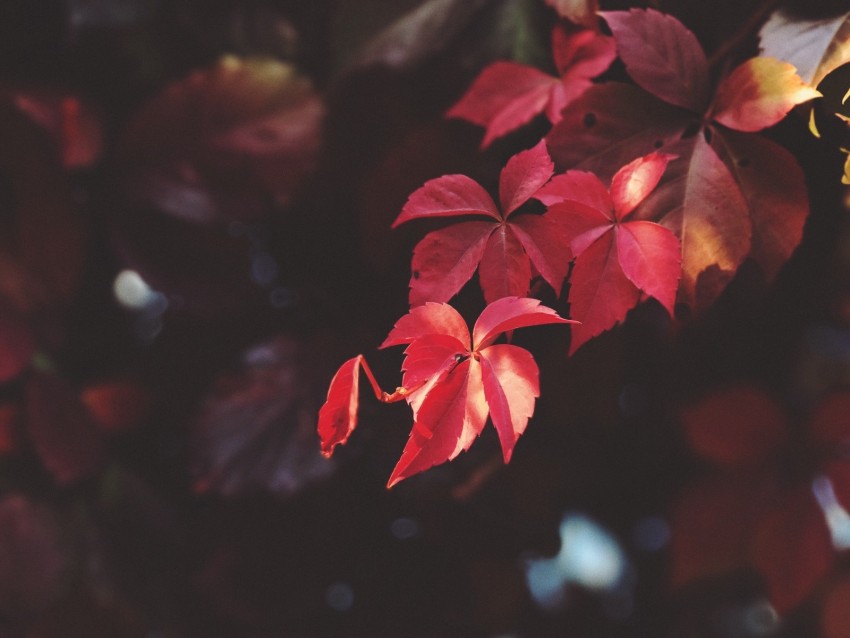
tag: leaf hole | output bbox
[653,139,664,149]
[583,113,597,128]
[412,270,420,280]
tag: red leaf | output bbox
[478,225,533,302]
[601,9,710,111]
[544,154,679,352]
[566,230,641,354]
[408,222,493,305]
[381,302,470,349]
[479,344,539,462]
[635,136,751,310]
[388,358,488,487]
[318,355,371,458]
[401,334,467,418]
[545,83,689,180]
[395,146,574,304]
[393,175,500,227]
[80,380,152,435]
[26,373,105,485]
[809,391,850,447]
[446,62,558,148]
[680,386,791,466]
[710,57,820,132]
[609,152,674,218]
[750,489,834,612]
[446,26,614,147]
[472,296,572,350]
[499,141,554,216]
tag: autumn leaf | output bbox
[447,24,615,147]
[547,8,818,310]
[118,56,324,223]
[540,153,680,353]
[759,9,850,87]
[317,298,573,486]
[394,141,574,304]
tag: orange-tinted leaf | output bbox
[388,358,487,487]
[635,136,752,310]
[479,344,538,462]
[600,9,710,112]
[26,372,105,484]
[408,222,493,306]
[710,57,820,132]
[759,9,850,87]
[544,0,598,28]
[610,152,674,218]
[714,129,809,282]
[680,385,790,466]
[393,175,500,227]
[381,302,470,349]
[472,296,572,350]
[750,489,834,612]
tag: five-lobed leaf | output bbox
[317,298,573,486]
[394,141,575,304]
[447,25,615,147]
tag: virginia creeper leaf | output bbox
[600,9,710,111]
[545,154,680,353]
[446,26,614,147]
[759,9,850,86]
[710,57,821,132]
[320,299,570,485]
[395,144,574,304]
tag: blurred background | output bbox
[1,0,850,636]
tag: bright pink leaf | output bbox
[382,302,470,349]
[447,26,615,147]
[388,358,488,487]
[610,152,674,218]
[615,221,681,315]
[472,296,572,350]
[393,174,500,227]
[408,222,493,306]
[499,141,554,216]
[395,146,574,305]
[536,169,614,210]
[479,344,539,462]
[601,9,710,111]
[710,57,820,132]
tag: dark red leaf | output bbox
[509,213,573,293]
[809,391,850,447]
[0,312,35,383]
[750,489,834,612]
[680,385,791,466]
[80,380,152,435]
[0,403,22,454]
[26,372,105,485]
[600,9,710,111]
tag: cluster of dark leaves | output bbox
[0,0,848,637]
